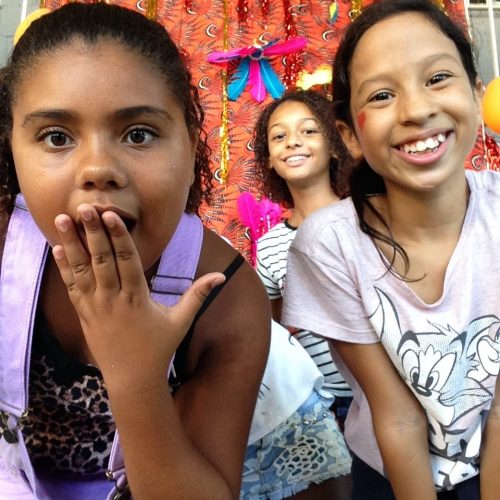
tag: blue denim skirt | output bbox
[240,390,352,500]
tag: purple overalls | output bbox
[0,195,203,499]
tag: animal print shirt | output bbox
[19,313,115,476]
[283,169,500,491]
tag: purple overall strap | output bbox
[150,212,203,305]
[0,195,48,417]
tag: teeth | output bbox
[401,133,446,154]
[286,155,307,164]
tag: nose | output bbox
[75,140,128,191]
[286,131,303,148]
[398,87,438,125]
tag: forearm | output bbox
[374,408,436,499]
[480,387,500,499]
[107,380,233,500]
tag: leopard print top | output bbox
[19,313,115,476]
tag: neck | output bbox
[375,174,469,242]
[288,185,340,227]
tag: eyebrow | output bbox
[114,106,173,122]
[356,52,461,94]
[22,109,74,127]
[269,116,319,131]
[22,105,173,127]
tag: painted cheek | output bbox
[357,111,366,132]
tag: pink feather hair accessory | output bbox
[237,192,282,266]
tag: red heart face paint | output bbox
[357,111,366,131]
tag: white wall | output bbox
[0,0,38,64]
[469,5,500,83]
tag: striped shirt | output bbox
[256,221,352,398]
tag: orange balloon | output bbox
[483,77,500,134]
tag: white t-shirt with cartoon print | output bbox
[282,169,500,491]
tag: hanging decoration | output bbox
[237,0,249,24]
[237,192,283,267]
[261,0,270,21]
[329,1,339,24]
[296,64,332,90]
[484,133,500,171]
[282,0,302,88]
[349,0,363,19]
[208,36,307,102]
[145,0,158,21]
[219,0,231,183]
[434,0,446,12]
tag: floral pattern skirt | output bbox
[240,390,352,499]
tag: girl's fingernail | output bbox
[55,218,70,232]
[52,245,65,260]
[81,208,93,221]
[104,215,116,228]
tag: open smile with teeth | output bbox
[285,154,310,164]
[399,133,447,154]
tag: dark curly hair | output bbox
[0,2,212,222]
[253,89,346,209]
[332,0,478,277]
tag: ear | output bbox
[474,78,484,122]
[335,120,363,160]
[469,78,485,131]
[188,133,198,186]
[474,78,485,99]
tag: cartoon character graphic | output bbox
[369,287,500,489]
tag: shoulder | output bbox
[197,227,270,321]
[257,222,293,245]
[190,226,271,367]
[257,222,294,254]
[466,168,500,196]
[292,198,358,257]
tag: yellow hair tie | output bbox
[13,8,51,46]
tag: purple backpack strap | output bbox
[0,194,48,416]
[150,212,204,306]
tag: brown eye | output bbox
[427,73,450,86]
[125,128,156,145]
[42,132,71,147]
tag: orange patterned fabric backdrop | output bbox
[43,0,485,259]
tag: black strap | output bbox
[170,254,245,386]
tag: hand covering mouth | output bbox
[80,206,138,232]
